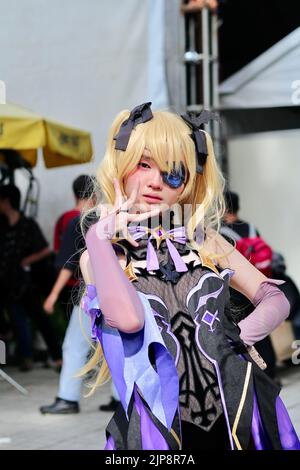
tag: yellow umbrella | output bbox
[0,102,93,168]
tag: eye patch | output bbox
[161,161,186,189]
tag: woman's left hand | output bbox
[43,292,58,315]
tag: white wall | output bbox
[228,129,300,288]
[0,0,167,243]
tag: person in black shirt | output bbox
[40,181,103,414]
[221,191,260,239]
[0,185,62,371]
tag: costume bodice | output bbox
[114,227,233,431]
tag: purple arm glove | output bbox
[85,224,145,333]
[238,279,290,347]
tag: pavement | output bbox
[0,363,300,450]
[0,364,111,450]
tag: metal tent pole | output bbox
[182,2,221,164]
[0,369,28,395]
[202,7,210,110]
[211,12,222,163]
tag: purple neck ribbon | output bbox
[128,225,188,273]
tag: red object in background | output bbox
[236,237,273,277]
[54,209,80,286]
[54,209,80,253]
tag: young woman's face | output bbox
[123,148,186,212]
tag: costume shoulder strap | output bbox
[196,247,221,276]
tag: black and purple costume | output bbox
[82,223,300,450]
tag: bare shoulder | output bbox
[203,228,267,301]
[79,249,89,272]
[117,252,127,269]
[203,228,234,267]
[79,249,93,284]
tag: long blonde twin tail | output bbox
[186,131,226,259]
[78,342,111,397]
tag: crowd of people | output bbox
[0,175,119,413]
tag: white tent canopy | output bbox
[216,29,300,294]
[219,27,300,109]
[218,27,300,136]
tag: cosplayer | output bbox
[79,102,300,450]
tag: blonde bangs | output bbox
[97,109,198,205]
[131,111,194,174]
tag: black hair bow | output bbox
[114,102,153,151]
[181,110,219,174]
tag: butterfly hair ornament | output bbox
[181,109,219,174]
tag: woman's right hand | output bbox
[94,178,161,247]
